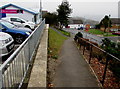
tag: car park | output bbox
[0,32,14,59]
[77,27,84,30]
[0,20,32,44]
[110,29,119,32]
[2,17,36,30]
[77,24,84,30]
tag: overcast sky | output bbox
[0,0,119,21]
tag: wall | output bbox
[28,24,48,87]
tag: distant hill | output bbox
[68,17,99,25]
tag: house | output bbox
[110,18,120,26]
[100,18,120,32]
[0,3,42,24]
[110,18,120,31]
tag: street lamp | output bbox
[108,14,111,32]
[106,15,111,36]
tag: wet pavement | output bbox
[63,28,120,44]
[53,35,99,87]
[63,28,103,45]
[105,36,120,43]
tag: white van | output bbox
[2,17,36,30]
[0,32,14,58]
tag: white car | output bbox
[2,17,36,30]
[0,32,14,58]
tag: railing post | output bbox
[89,45,93,64]
[0,69,2,89]
[79,38,81,50]
[83,41,85,55]
[101,55,109,86]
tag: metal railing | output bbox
[75,37,120,88]
[0,19,45,89]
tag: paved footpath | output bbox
[53,36,100,87]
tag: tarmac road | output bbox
[63,28,120,44]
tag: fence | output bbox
[0,19,45,89]
[75,37,120,88]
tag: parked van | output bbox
[0,32,14,58]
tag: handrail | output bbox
[77,36,120,61]
[75,36,120,87]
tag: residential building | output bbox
[0,3,42,24]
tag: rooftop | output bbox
[0,3,39,15]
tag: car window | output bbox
[11,18,23,23]
[0,21,15,28]
[20,18,26,22]
[16,18,22,22]
[11,18,17,22]
[17,18,25,23]
[21,20,25,23]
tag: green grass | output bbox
[58,29,70,37]
[103,33,117,37]
[88,29,104,35]
[88,29,117,37]
[48,28,67,59]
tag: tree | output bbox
[95,24,101,29]
[74,32,83,41]
[100,15,112,32]
[57,0,72,29]
[43,12,57,25]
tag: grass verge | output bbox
[88,29,117,37]
[58,29,70,37]
[103,33,117,37]
[48,28,67,59]
[88,29,104,35]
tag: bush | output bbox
[109,59,120,78]
[101,38,120,58]
[101,38,120,79]
[74,32,83,41]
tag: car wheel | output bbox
[15,34,24,44]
